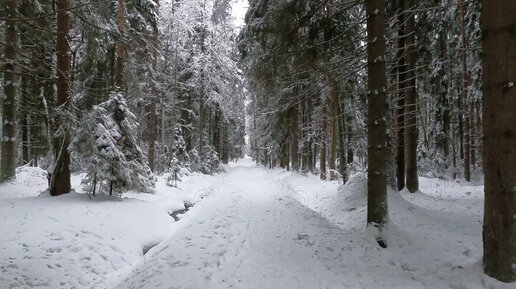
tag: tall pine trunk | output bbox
[329,89,339,180]
[290,105,299,171]
[20,59,30,165]
[147,0,160,172]
[1,0,17,182]
[459,0,471,182]
[115,0,126,89]
[481,0,516,282]
[404,0,418,193]
[50,0,71,196]
[395,0,406,191]
[337,95,347,183]
[320,105,327,180]
[366,0,388,227]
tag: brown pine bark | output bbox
[459,0,471,182]
[115,0,126,89]
[1,0,18,182]
[290,105,300,171]
[366,0,388,226]
[337,96,347,183]
[320,106,327,180]
[435,17,450,174]
[21,63,30,165]
[50,0,72,196]
[346,118,353,164]
[404,0,418,193]
[329,89,339,180]
[147,0,160,172]
[395,0,406,191]
[481,0,516,282]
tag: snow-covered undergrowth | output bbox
[0,159,512,289]
[0,167,223,289]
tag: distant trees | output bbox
[240,0,483,188]
[240,0,365,180]
[0,0,245,194]
[481,0,515,282]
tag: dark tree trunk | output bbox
[366,0,388,227]
[50,0,71,196]
[337,95,347,183]
[404,0,418,193]
[320,106,327,180]
[115,0,126,89]
[395,0,406,191]
[21,70,30,165]
[147,0,160,172]
[481,0,516,282]
[329,89,339,180]
[1,0,18,182]
[346,118,353,164]
[290,105,299,171]
[459,0,471,182]
[21,117,29,165]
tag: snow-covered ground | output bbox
[0,159,511,289]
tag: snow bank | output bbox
[0,165,48,199]
[0,192,174,289]
[0,165,224,289]
[271,168,511,289]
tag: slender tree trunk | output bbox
[115,0,126,88]
[50,0,71,195]
[1,0,18,182]
[92,174,97,196]
[147,0,160,172]
[320,106,327,180]
[21,117,29,165]
[346,118,353,164]
[366,0,388,227]
[337,96,347,183]
[436,20,450,174]
[459,0,471,182]
[329,90,338,180]
[481,0,516,282]
[470,105,476,167]
[20,71,30,165]
[395,0,406,191]
[290,105,300,171]
[404,0,418,193]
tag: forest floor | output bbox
[0,158,511,289]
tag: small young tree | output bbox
[72,91,155,195]
[201,144,220,175]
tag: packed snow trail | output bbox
[115,158,433,289]
[116,159,353,289]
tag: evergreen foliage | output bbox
[72,91,155,195]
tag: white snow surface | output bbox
[0,158,512,289]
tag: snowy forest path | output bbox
[114,158,350,289]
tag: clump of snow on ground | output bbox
[0,165,49,199]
